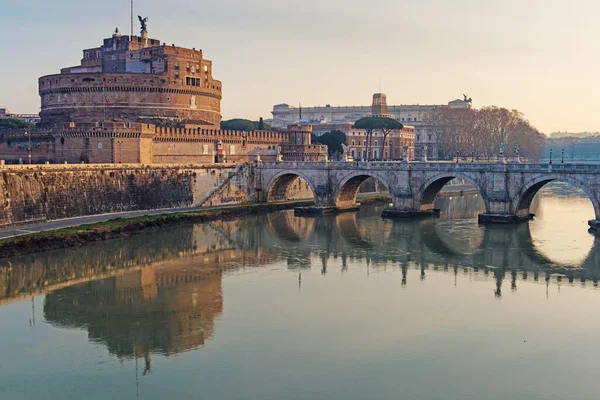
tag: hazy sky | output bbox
[1,0,599,133]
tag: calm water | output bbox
[1,184,599,400]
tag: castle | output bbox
[0,22,327,164]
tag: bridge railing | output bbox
[257,160,600,173]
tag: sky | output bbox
[1,0,599,134]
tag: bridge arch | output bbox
[266,171,317,204]
[335,172,392,209]
[515,175,600,220]
[418,173,489,213]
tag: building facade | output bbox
[39,28,222,128]
[347,125,416,161]
[0,121,327,164]
[268,94,470,159]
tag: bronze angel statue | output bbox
[138,16,148,33]
[463,94,473,104]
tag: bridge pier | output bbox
[478,199,534,224]
[382,209,440,219]
[381,194,440,219]
[478,213,533,224]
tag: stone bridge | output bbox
[250,161,600,229]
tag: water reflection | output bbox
[0,191,598,362]
[2,195,598,305]
[1,188,599,400]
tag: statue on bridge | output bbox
[498,143,506,164]
[341,143,350,162]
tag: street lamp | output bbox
[561,149,565,164]
[549,148,553,165]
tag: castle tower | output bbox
[287,124,312,145]
[371,93,388,116]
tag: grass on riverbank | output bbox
[0,202,314,259]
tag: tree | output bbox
[378,118,404,160]
[220,118,274,131]
[425,106,545,161]
[0,118,34,130]
[312,130,347,159]
[220,119,257,131]
[355,116,402,160]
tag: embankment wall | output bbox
[0,164,241,226]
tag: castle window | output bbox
[186,77,201,87]
[98,142,103,149]
[204,65,208,72]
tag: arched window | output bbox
[352,140,355,145]
[351,149,355,158]
[363,140,366,146]
[374,140,378,146]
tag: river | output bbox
[0,183,599,400]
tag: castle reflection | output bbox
[0,194,598,360]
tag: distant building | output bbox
[543,136,600,162]
[347,125,416,161]
[268,94,470,159]
[0,108,40,124]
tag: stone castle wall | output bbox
[0,164,239,226]
[39,72,222,127]
[0,126,291,165]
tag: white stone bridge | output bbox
[249,160,600,229]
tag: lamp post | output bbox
[561,149,565,164]
[549,148,553,165]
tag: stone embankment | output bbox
[0,163,252,227]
